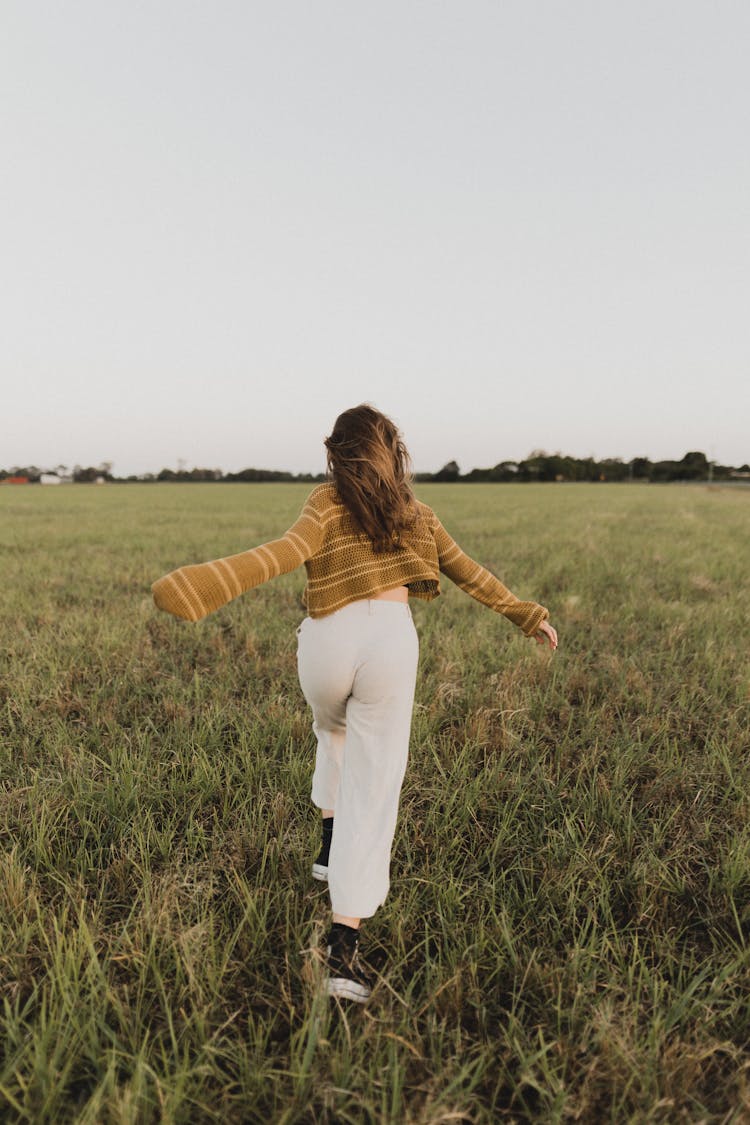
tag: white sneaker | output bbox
[324,925,372,1003]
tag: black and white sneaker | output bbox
[312,816,333,882]
[325,923,373,1003]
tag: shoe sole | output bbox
[312,863,328,881]
[326,976,371,1002]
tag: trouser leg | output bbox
[326,681,417,918]
[297,618,351,813]
[310,721,345,811]
[297,602,419,919]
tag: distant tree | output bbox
[462,461,522,482]
[680,451,709,479]
[493,461,519,480]
[598,458,629,482]
[225,467,295,482]
[651,459,681,482]
[519,454,554,481]
[433,460,460,482]
[630,457,651,480]
[73,466,102,483]
[545,454,582,481]
[187,468,223,481]
[579,457,598,481]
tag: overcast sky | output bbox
[2,1,748,476]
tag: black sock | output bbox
[331,921,360,940]
[316,816,334,866]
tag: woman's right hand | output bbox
[533,620,558,650]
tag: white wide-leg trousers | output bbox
[296,599,419,918]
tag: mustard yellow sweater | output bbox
[152,483,549,636]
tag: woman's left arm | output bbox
[432,513,553,639]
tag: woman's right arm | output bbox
[152,495,324,622]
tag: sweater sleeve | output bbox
[152,493,324,622]
[431,513,549,636]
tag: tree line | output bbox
[418,450,749,483]
[2,450,748,485]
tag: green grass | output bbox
[1,481,749,1123]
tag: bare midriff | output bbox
[371,585,409,603]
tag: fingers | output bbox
[534,622,558,650]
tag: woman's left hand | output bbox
[533,620,558,650]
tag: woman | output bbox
[152,404,557,1003]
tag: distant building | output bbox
[40,473,73,485]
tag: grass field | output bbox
[1,481,749,1123]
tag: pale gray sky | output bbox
[2,1,749,476]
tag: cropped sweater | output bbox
[151,483,550,636]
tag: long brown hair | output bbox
[324,404,418,552]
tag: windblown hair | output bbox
[324,404,419,553]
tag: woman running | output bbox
[152,403,557,1003]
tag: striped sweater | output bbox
[151,483,550,636]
